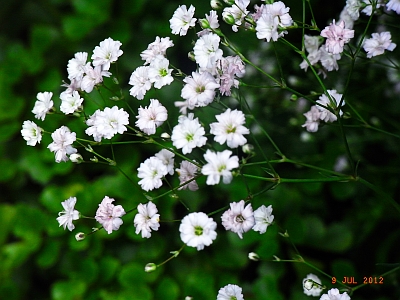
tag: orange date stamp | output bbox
[331,276,384,285]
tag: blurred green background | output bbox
[1,0,399,299]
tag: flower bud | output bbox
[70,153,83,163]
[303,279,314,290]
[188,51,195,62]
[145,263,157,273]
[242,144,254,154]
[222,12,236,25]
[161,132,170,139]
[210,0,224,10]
[185,297,193,300]
[248,252,260,261]
[199,18,210,30]
[223,0,235,5]
[75,232,85,241]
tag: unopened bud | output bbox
[210,0,224,10]
[161,132,170,139]
[75,232,85,241]
[248,252,260,261]
[303,279,314,290]
[222,12,235,25]
[185,297,193,300]
[242,144,254,154]
[188,51,195,62]
[70,153,83,163]
[223,0,235,5]
[145,263,157,273]
[199,18,210,30]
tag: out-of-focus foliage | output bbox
[1,0,399,299]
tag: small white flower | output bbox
[60,90,84,114]
[361,0,383,16]
[179,212,217,251]
[21,120,43,146]
[136,99,168,135]
[176,160,199,191]
[197,10,219,36]
[129,66,152,100]
[91,37,123,71]
[387,0,400,14]
[169,5,197,36]
[302,106,321,133]
[57,197,80,231]
[81,64,111,93]
[137,156,168,191]
[316,90,344,123]
[155,149,175,175]
[193,33,223,70]
[67,52,88,80]
[95,196,126,234]
[133,201,160,238]
[32,91,54,121]
[217,284,244,300]
[303,273,323,297]
[252,205,274,234]
[363,32,396,58]
[222,0,250,32]
[171,113,207,154]
[148,55,174,89]
[201,150,239,185]
[47,126,77,163]
[140,36,174,65]
[320,288,351,300]
[210,108,249,148]
[221,200,254,239]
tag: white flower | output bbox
[387,0,400,14]
[129,66,152,100]
[363,32,396,58]
[320,288,351,300]
[303,273,323,297]
[85,106,129,142]
[140,36,174,65]
[361,0,383,16]
[81,64,111,93]
[176,160,199,191]
[60,90,84,114]
[201,150,239,185]
[193,33,223,70]
[316,90,344,123]
[321,20,354,55]
[21,120,43,146]
[319,46,341,72]
[344,0,362,21]
[95,196,126,234]
[181,71,220,110]
[137,156,168,191]
[91,37,123,71]
[300,35,323,70]
[67,52,88,80]
[56,197,80,231]
[169,5,196,36]
[32,91,54,121]
[198,10,219,36]
[210,109,249,148]
[252,205,274,234]
[171,113,207,154]
[222,0,250,32]
[47,126,77,163]
[216,55,246,96]
[179,212,217,250]
[136,99,168,135]
[155,149,175,175]
[221,200,254,239]
[133,201,160,238]
[148,55,174,89]
[217,284,244,300]
[302,106,321,133]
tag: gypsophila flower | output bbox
[300,35,323,70]
[171,113,207,154]
[302,106,321,132]
[155,149,175,175]
[176,160,199,191]
[201,150,239,185]
[198,10,220,36]
[252,205,274,234]
[221,200,254,239]
[321,20,354,54]
[316,90,345,122]
[169,5,196,36]
[363,32,396,58]
[81,64,111,93]
[85,106,129,142]
[57,197,80,231]
[361,0,383,16]
[179,212,217,250]
[67,52,88,80]
[194,33,224,70]
[320,288,351,300]
[60,90,84,114]
[181,71,220,109]
[95,196,126,234]
[210,108,249,148]
[387,0,400,14]
[32,91,54,121]
[137,156,168,191]
[303,273,323,297]
[129,66,152,100]
[148,55,174,89]
[136,99,168,135]
[21,120,43,146]
[217,284,244,300]
[133,201,160,238]
[319,46,341,72]
[91,37,123,71]
[47,126,77,163]
[140,36,174,65]
[222,0,250,32]
[217,55,246,96]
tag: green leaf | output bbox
[51,280,87,300]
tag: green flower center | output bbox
[194,226,203,236]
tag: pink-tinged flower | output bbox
[133,201,160,238]
[221,200,254,239]
[217,284,244,300]
[91,37,123,71]
[95,196,126,234]
[197,10,220,36]
[140,36,174,65]
[136,99,168,135]
[302,106,321,133]
[320,288,351,300]
[363,32,396,58]
[169,5,196,36]
[57,197,80,231]
[176,160,199,191]
[201,150,239,185]
[21,120,43,146]
[80,64,111,93]
[217,55,246,96]
[362,0,383,16]
[321,20,354,54]
[179,212,217,250]
[129,66,152,100]
[47,126,77,163]
[32,91,54,121]
[316,89,344,122]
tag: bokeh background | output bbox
[1,0,399,299]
